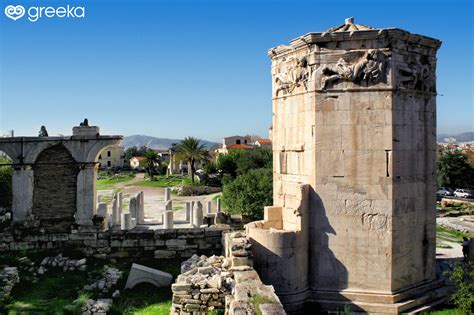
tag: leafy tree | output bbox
[217,148,272,179]
[437,151,474,188]
[235,148,272,175]
[216,151,241,178]
[222,168,273,219]
[143,150,161,180]
[0,156,12,210]
[203,161,218,174]
[176,137,207,184]
[124,146,149,162]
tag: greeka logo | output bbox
[4,4,85,22]
[4,5,24,20]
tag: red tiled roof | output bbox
[133,156,146,161]
[227,144,254,150]
[256,139,272,144]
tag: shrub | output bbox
[222,168,272,219]
[446,262,474,314]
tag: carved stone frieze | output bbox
[320,49,387,89]
[397,55,435,92]
[273,56,310,96]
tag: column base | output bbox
[307,279,452,314]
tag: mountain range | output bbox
[123,132,474,150]
[122,135,219,150]
[436,132,474,143]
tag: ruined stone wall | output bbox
[0,226,230,260]
[32,144,79,233]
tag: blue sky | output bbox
[0,0,472,141]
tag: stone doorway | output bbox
[32,144,80,232]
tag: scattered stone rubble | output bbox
[80,298,113,315]
[171,254,235,314]
[77,266,122,314]
[171,231,285,315]
[40,254,88,272]
[83,265,123,297]
[0,266,19,301]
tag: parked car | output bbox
[454,189,474,198]
[437,187,454,196]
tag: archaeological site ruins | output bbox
[0,18,455,315]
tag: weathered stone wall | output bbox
[32,144,79,233]
[0,226,230,259]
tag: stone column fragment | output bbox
[121,213,132,230]
[129,197,138,219]
[164,188,171,202]
[192,201,203,228]
[163,210,174,229]
[185,202,191,222]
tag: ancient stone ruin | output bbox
[246,18,443,313]
[0,122,121,230]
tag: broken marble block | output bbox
[124,263,173,289]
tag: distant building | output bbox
[254,139,272,148]
[216,135,272,154]
[223,135,252,148]
[98,146,125,169]
[130,156,146,169]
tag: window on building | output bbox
[107,151,111,157]
[107,161,111,167]
[236,140,241,144]
[244,140,247,144]
[98,154,102,159]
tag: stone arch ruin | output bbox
[0,122,122,228]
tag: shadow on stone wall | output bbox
[309,188,348,291]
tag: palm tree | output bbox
[175,137,207,184]
[143,150,160,181]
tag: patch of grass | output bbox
[436,226,472,242]
[133,175,194,188]
[97,174,135,190]
[248,294,276,315]
[5,269,90,314]
[110,283,171,315]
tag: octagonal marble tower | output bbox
[247,18,443,313]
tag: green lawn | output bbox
[97,173,136,190]
[5,270,90,314]
[2,254,182,315]
[133,175,194,188]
